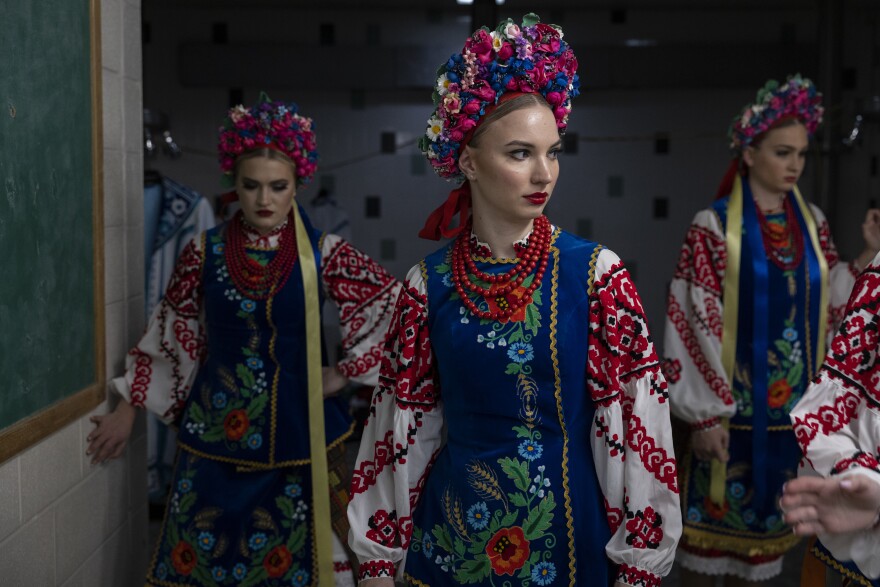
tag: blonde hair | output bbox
[467,94,555,148]
[233,148,297,180]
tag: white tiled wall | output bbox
[0,0,147,584]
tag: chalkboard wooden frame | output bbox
[0,0,105,464]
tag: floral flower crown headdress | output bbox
[218,92,318,188]
[418,13,580,182]
[728,74,823,152]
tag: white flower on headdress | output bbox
[229,105,249,124]
[751,105,765,116]
[426,116,444,141]
[504,23,521,39]
[740,110,752,126]
[490,31,504,52]
[437,73,452,96]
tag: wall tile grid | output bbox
[0,0,147,584]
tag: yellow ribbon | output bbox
[293,205,335,583]
[712,175,743,506]
[792,185,829,364]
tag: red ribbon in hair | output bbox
[418,92,530,241]
[418,182,472,241]
[715,158,742,200]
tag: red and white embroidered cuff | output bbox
[357,559,396,580]
[616,563,662,587]
[691,416,721,432]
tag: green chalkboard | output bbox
[0,0,105,462]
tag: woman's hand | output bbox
[358,579,394,587]
[691,425,729,462]
[857,209,880,269]
[781,475,880,536]
[86,400,137,465]
[322,366,349,398]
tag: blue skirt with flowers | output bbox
[147,450,317,587]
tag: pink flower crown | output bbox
[218,93,318,187]
[729,74,824,151]
[419,13,580,181]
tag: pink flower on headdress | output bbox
[469,80,497,102]
[466,29,495,64]
[229,105,248,124]
[545,92,564,108]
[443,93,462,115]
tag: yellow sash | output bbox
[293,205,335,582]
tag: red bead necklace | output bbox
[225,211,298,300]
[755,197,804,271]
[451,216,552,321]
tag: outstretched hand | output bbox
[691,425,729,462]
[86,400,137,465]
[322,366,349,398]
[781,475,880,536]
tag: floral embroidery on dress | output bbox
[409,262,557,584]
[152,457,311,586]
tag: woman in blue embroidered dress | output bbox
[86,95,401,586]
[347,14,682,587]
[663,75,880,586]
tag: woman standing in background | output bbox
[87,95,401,586]
[664,74,880,585]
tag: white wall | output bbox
[0,0,148,584]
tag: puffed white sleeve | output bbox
[111,235,206,423]
[811,204,860,337]
[320,234,402,387]
[791,257,880,580]
[347,264,445,581]
[589,249,683,587]
[663,209,737,430]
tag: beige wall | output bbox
[0,0,147,584]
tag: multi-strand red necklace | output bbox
[450,215,552,321]
[755,197,804,271]
[225,211,297,300]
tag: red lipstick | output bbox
[524,192,548,205]
[257,210,273,217]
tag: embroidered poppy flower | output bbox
[703,496,730,521]
[485,286,530,323]
[263,545,293,578]
[768,379,792,408]
[171,540,198,576]
[485,526,530,576]
[224,409,249,441]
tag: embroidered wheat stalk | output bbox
[193,507,222,529]
[443,486,470,541]
[517,374,541,429]
[467,460,509,512]
[252,507,278,533]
